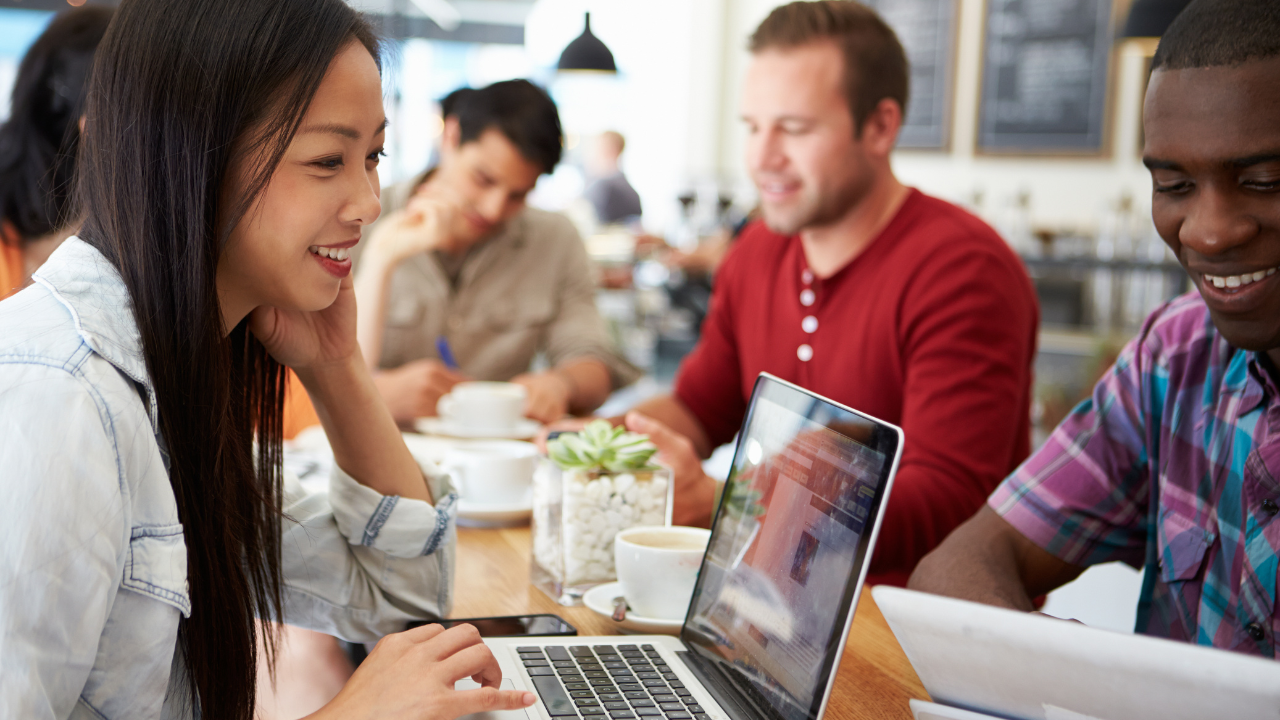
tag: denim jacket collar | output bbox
[31,236,159,429]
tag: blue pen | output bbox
[436,335,459,370]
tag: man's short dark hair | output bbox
[1152,0,1280,72]
[440,79,563,174]
[748,1,908,135]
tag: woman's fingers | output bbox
[398,621,448,644]
[444,686,537,719]
[431,640,506,689]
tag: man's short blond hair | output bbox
[749,1,909,134]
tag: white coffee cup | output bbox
[441,441,537,505]
[436,381,527,433]
[614,526,711,621]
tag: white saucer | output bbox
[456,495,533,527]
[416,417,542,440]
[582,582,684,635]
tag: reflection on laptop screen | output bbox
[682,380,896,720]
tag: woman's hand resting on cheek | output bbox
[309,623,536,720]
[250,273,360,370]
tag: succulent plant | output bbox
[547,419,659,472]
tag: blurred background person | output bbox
[583,130,642,226]
[0,6,112,299]
[344,80,639,426]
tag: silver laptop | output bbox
[474,373,903,720]
[873,586,1280,720]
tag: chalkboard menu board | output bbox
[866,0,957,150]
[978,0,1114,154]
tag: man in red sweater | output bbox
[620,1,1039,587]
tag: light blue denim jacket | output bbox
[0,238,458,719]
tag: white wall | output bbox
[525,0,730,234]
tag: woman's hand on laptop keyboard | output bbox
[308,622,536,720]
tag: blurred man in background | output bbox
[601,0,1040,587]
[0,7,112,298]
[584,130,642,225]
[284,80,638,432]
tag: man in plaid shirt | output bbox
[910,0,1280,658]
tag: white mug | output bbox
[441,441,537,505]
[436,381,526,433]
[614,526,711,621]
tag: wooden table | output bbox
[453,526,929,720]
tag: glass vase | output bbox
[531,461,673,605]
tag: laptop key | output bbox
[608,712,635,720]
[585,671,610,679]
[635,710,662,717]
[604,702,630,710]
[554,660,578,668]
[686,706,703,713]
[531,676,577,717]
[565,683,590,691]
[693,715,709,720]
[580,709,606,716]
[673,689,691,697]
[528,667,556,676]
[665,713,691,720]
[518,647,543,654]
[608,668,634,676]
[616,684,642,693]
[642,680,667,688]
[668,682,686,690]
[661,674,678,682]
[650,694,677,703]
[571,646,595,656]
[597,693,623,701]
[524,659,550,667]
[570,691,595,699]
[574,699,601,708]
[630,700,655,708]
[547,647,573,662]
[589,678,615,686]
[658,703,684,711]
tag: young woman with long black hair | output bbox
[0,0,537,718]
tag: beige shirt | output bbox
[364,176,640,388]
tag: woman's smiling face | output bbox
[216,40,385,328]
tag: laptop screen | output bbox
[681,374,900,720]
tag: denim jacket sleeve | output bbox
[0,365,132,720]
[276,461,459,642]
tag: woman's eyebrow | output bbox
[300,119,388,140]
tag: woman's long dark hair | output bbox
[75,1,378,717]
[0,6,112,244]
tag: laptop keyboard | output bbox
[519,644,710,720]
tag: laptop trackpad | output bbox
[454,678,535,720]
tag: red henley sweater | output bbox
[675,189,1039,587]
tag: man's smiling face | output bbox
[1144,56,1280,360]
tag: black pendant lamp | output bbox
[1121,0,1193,38]
[557,12,617,73]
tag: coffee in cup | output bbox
[436,381,526,434]
[614,526,711,621]
[441,440,537,505]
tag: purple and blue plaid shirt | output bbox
[991,292,1280,658]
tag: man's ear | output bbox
[859,98,903,158]
[439,116,462,158]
